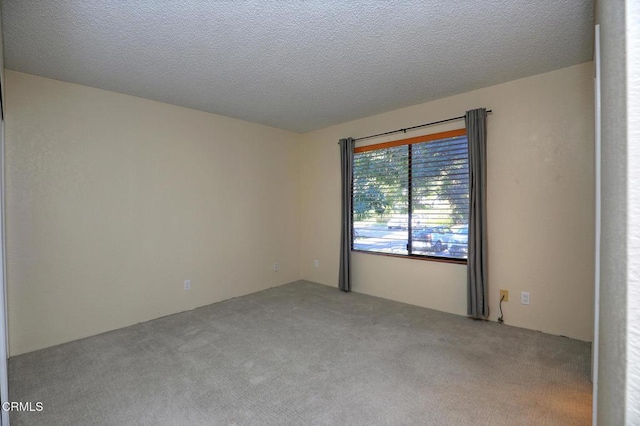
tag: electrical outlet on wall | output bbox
[314,259,319,269]
[500,289,509,302]
[184,280,191,291]
[521,291,530,305]
[272,263,279,272]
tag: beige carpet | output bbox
[9,280,592,425]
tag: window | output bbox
[352,129,469,261]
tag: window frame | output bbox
[351,128,469,265]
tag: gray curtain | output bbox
[465,108,488,318]
[339,137,355,292]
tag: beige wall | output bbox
[5,71,302,355]
[301,62,595,342]
[596,0,633,422]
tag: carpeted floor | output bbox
[9,280,592,425]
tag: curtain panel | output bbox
[339,137,355,292]
[465,108,489,318]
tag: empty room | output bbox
[0,1,638,425]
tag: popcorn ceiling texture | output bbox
[2,0,593,132]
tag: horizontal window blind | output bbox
[352,129,469,261]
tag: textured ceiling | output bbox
[2,1,593,133]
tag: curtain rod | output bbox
[352,109,492,142]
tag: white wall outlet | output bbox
[521,291,530,305]
[184,280,191,291]
[314,259,319,269]
[272,263,279,272]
